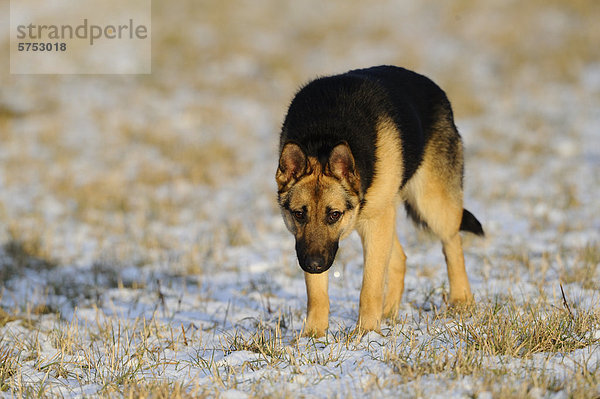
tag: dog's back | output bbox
[281,65,456,194]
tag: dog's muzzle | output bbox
[301,254,329,274]
[296,240,338,274]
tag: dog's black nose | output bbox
[305,255,326,274]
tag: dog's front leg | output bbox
[303,271,329,337]
[356,207,395,333]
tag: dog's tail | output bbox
[404,204,485,237]
[460,209,485,236]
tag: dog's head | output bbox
[276,142,361,274]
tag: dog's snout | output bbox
[295,239,338,274]
[305,255,326,273]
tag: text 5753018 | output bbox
[17,42,67,51]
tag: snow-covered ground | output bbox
[1,1,599,397]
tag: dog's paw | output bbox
[302,326,326,338]
[356,314,381,334]
[448,292,475,307]
[302,318,328,338]
[446,294,476,317]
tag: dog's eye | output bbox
[328,211,342,223]
[293,210,305,222]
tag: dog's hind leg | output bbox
[303,271,329,337]
[441,232,473,304]
[403,155,474,305]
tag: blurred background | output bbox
[0,0,599,297]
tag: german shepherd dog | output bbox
[276,66,484,337]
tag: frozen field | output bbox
[1,1,600,397]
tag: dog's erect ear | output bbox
[277,142,306,187]
[326,142,356,180]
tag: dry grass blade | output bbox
[560,283,574,320]
[0,342,18,391]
